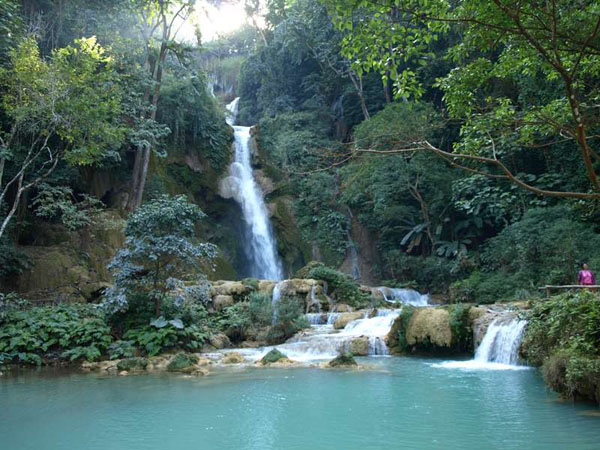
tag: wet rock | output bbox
[333,304,354,313]
[333,312,364,329]
[167,353,199,372]
[260,348,286,365]
[347,337,369,356]
[328,352,357,367]
[116,357,148,372]
[119,371,128,376]
[213,295,234,311]
[221,352,246,364]
[209,332,232,349]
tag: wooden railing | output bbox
[539,285,600,297]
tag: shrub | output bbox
[0,304,113,365]
[387,305,416,353]
[521,291,600,402]
[123,323,209,357]
[307,265,369,308]
[449,304,473,352]
[482,206,600,296]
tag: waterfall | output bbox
[221,309,401,362]
[272,281,284,324]
[378,287,430,307]
[474,318,527,365]
[433,316,529,371]
[221,98,283,280]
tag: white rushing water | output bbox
[433,316,530,371]
[221,309,401,362]
[378,287,430,307]
[221,98,283,280]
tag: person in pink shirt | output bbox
[578,264,596,286]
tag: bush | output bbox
[123,323,209,357]
[307,265,369,308]
[449,304,473,352]
[450,271,530,304]
[0,304,113,365]
[387,305,416,353]
[482,206,600,296]
[521,291,600,402]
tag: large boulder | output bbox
[167,353,199,372]
[221,352,246,364]
[213,295,234,311]
[332,303,354,313]
[117,357,148,372]
[333,312,364,329]
[347,337,369,356]
[327,352,358,367]
[406,308,452,348]
[260,348,287,365]
[209,332,232,349]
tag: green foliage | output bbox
[108,340,136,360]
[328,351,357,367]
[123,323,209,357]
[307,265,368,307]
[0,239,30,278]
[449,304,472,352]
[166,352,198,372]
[117,357,148,371]
[393,305,416,353]
[521,290,600,402]
[31,183,104,231]
[0,304,112,365]
[104,195,216,316]
[267,295,309,344]
[481,206,600,295]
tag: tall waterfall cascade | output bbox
[220,98,283,280]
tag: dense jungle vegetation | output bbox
[1,0,600,402]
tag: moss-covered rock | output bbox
[261,348,286,365]
[117,357,148,372]
[406,308,452,348]
[167,353,199,372]
[328,352,357,367]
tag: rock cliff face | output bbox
[4,211,125,303]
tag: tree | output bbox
[127,0,196,211]
[104,195,217,318]
[0,37,124,239]
[325,0,600,199]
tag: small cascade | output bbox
[225,309,401,362]
[220,98,283,280]
[474,318,527,365]
[433,316,529,371]
[271,281,284,324]
[326,313,341,325]
[378,287,430,307]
